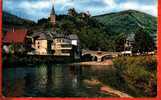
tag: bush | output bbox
[113,56,157,97]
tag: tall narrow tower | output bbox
[50,0,56,31]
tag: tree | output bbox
[115,33,126,52]
[133,29,155,53]
[37,18,48,25]
[60,20,75,34]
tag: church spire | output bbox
[51,3,55,15]
[50,0,56,31]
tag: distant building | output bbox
[80,12,90,18]
[122,33,135,56]
[124,33,135,51]
[3,29,28,53]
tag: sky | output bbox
[3,0,158,21]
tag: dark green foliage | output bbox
[94,10,157,51]
[133,29,155,53]
[114,33,126,52]
[113,56,157,97]
[37,18,49,25]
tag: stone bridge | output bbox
[82,50,120,62]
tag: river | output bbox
[2,63,115,97]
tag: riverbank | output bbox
[3,53,113,67]
[111,55,157,97]
[83,79,133,98]
[80,55,157,97]
[71,60,113,66]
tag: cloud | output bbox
[103,0,116,6]
[118,1,158,16]
[89,0,157,16]
[3,0,52,21]
[3,0,158,21]
[19,1,50,9]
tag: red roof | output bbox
[3,29,28,43]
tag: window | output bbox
[62,50,70,53]
[61,44,72,48]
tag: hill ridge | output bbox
[94,9,157,35]
[93,10,156,18]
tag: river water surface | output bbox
[3,64,115,97]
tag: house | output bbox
[69,34,79,46]
[125,33,135,51]
[52,34,72,56]
[27,31,80,57]
[51,34,80,57]
[69,34,81,59]
[28,32,80,57]
[3,29,28,53]
[122,33,135,56]
[29,31,53,55]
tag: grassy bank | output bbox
[111,55,157,97]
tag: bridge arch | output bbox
[101,54,113,62]
[91,56,97,61]
[82,51,117,62]
[81,53,93,61]
[81,53,98,61]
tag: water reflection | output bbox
[3,64,113,97]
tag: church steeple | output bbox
[50,0,56,31]
[51,4,55,15]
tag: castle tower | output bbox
[50,0,56,31]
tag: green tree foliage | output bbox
[37,18,48,25]
[133,29,155,53]
[114,33,126,52]
[94,10,157,36]
[113,56,157,97]
[55,8,111,51]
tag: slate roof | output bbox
[31,31,53,40]
[50,5,55,15]
[31,30,79,41]
[69,34,79,40]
